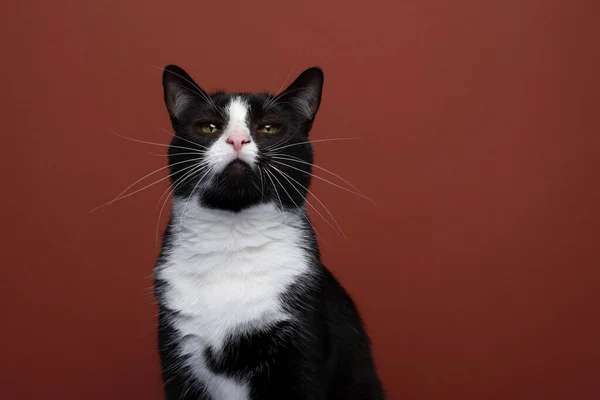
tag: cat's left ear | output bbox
[279,67,324,120]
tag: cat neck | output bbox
[169,196,309,253]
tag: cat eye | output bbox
[199,123,219,134]
[258,124,281,134]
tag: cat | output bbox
[153,64,385,400]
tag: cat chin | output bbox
[221,159,252,181]
[198,161,264,212]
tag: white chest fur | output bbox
[157,200,310,399]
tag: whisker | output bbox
[262,61,298,110]
[95,162,207,211]
[156,160,212,210]
[265,167,326,243]
[178,166,215,227]
[90,158,203,212]
[270,154,366,196]
[159,127,209,150]
[266,137,363,153]
[108,129,205,153]
[257,165,265,203]
[263,87,314,114]
[271,160,374,203]
[155,163,211,244]
[179,84,226,119]
[263,169,288,226]
[263,125,301,153]
[270,165,345,239]
[273,62,297,97]
[263,167,302,219]
[148,152,204,157]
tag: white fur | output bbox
[157,199,310,399]
[205,97,259,174]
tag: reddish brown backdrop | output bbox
[2,0,598,399]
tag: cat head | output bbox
[162,65,324,213]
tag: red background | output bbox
[2,1,599,399]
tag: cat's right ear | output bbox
[162,65,205,120]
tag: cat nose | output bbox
[226,133,250,152]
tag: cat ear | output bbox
[279,67,324,120]
[162,65,206,119]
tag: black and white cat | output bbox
[154,65,385,400]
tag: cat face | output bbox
[162,65,324,212]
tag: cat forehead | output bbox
[212,92,270,109]
[211,93,284,123]
[225,97,250,126]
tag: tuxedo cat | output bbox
[154,65,385,399]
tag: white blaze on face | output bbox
[205,97,258,173]
[226,98,250,135]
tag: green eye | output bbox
[259,124,281,134]
[199,123,219,134]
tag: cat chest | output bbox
[159,238,309,399]
[160,238,309,352]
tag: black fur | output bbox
[154,65,385,399]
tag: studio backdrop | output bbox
[2,0,598,399]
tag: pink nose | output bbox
[226,134,250,152]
